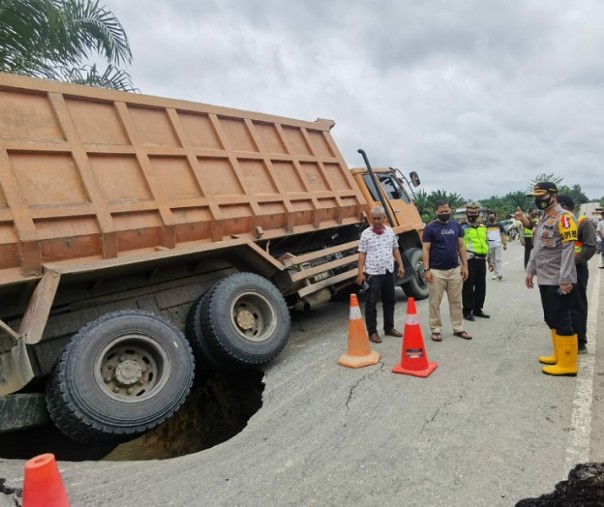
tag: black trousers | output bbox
[462,257,486,315]
[538,285,574,336]
[570,263,589,345]
[523,238,533,269]
[364,272,396,334]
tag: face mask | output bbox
[437,213,450,222]
[535,196,553,210]
[488,216,495,222]
[467,215,477,223]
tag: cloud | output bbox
[101,0,604,200]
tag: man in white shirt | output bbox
[357,206,405,343]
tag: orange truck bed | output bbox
[0,72,365,287]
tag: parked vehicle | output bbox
[500,219,519,241]
[0,73,427,442]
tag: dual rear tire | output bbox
[46,273,290,443]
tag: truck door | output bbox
[361,172,416,228]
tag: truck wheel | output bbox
[0,393,50,433]
[402,248,429,300]
[200,273,291,367]
[46,310,194,443]
[185,289,232,373]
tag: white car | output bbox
[499,219,519,240]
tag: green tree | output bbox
[557,184,588,207]
[412,189,432,224]
[0,0,135,90]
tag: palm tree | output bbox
[528,174,563,192]
[0,0,136,90]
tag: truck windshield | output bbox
[362,174,411,204]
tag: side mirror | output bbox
[409,171,421,187]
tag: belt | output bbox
[467,253,486,260]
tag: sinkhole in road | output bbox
[0,369,264,462]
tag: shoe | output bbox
[431,332,442,342]
[385,328,403,337]
[453,330,473,340]
[579,344,587,354]
[368,332,381,344]
[491,275,498,280]
[464,313,475,321]
[600,266,604,269]
[474,310,490,318]
[497,274,503,280]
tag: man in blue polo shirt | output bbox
[422,200,471,342]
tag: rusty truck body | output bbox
[0,72,426,443]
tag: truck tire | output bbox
[0,393,50,433]
[185,289,231,373]
[200,273,291,367]
[46,310,194,443]
[402,248,429,300]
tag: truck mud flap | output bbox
[0,337,35,396]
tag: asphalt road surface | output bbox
[2,240,604,506]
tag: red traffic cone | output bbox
[23,453,70,507]
[338,294,381,368]
[392,297,437,378]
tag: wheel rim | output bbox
[416,260,427,287]
[230,290,277,343]
[94,334,171,403]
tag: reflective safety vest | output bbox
[575,215,587,255]
[463,223,489,255]
[524,217,538,238]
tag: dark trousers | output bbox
[570,263,589,346]
[462,257,486,315]
[364,272,396,334]
[538,285,574,336]
[523,238,533,269]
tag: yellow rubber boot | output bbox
[542,334,577,377]
[538,329,557,365]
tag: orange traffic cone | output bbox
[23,453,70,507]
[338,294,381,368]
[392,297,438,378]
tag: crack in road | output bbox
[345,362,385,410]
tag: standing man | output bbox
[525,183,578,376]
[461,203,491,321]
[421,200,472,342]
[486,210,507,280]
[517,208,539,269]
[597,208,604,269]
[356,206,404,344]
[557,195,597,354]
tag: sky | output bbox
[100,0,604,201]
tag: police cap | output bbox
[527,181,557,197]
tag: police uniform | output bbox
[557,195,597,353]
[461,203,490,320]
[526,183,578,376]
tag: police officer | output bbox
[556,195,597,354]
[525,182,578,376]
[461,202,491,321]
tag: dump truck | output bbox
[0,72,426,443]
